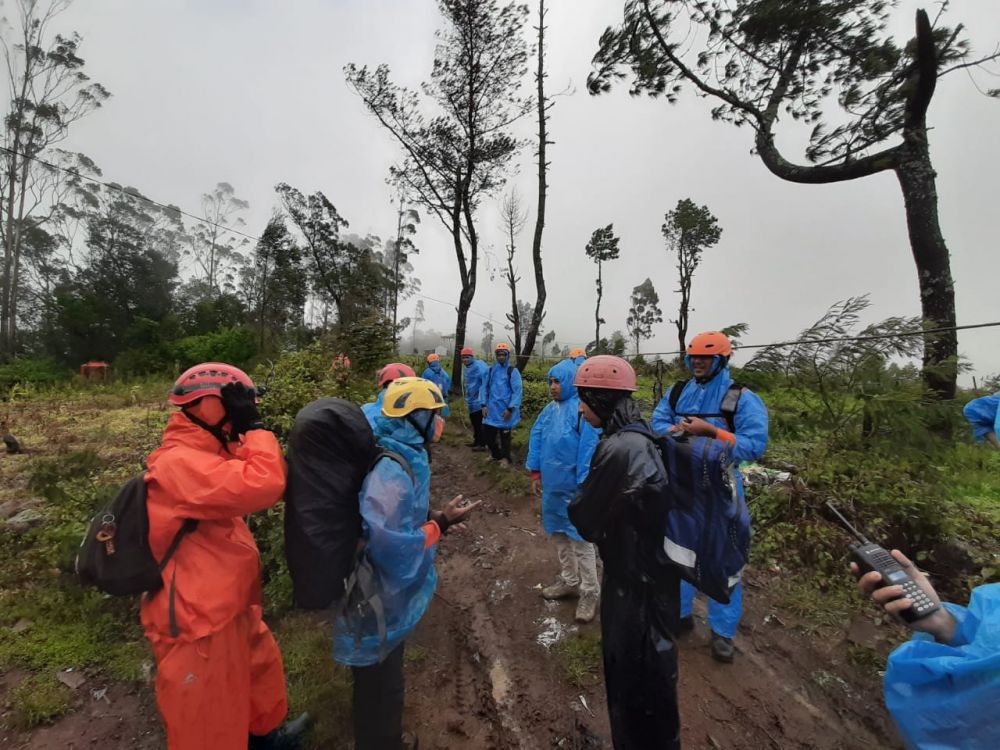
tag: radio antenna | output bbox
[825,501,870,545]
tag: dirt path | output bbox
[402,438,902,750]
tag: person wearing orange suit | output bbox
[142,362,309,750]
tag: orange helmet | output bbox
[426,353,440,363]
[569,347,586,359]
[687,331,733,358]
[377,362,416,388]
[495,343,512,353]
[170,362,255,406]
[573,355,637,392]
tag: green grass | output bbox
[5,673,73,730]
[275,612,353,748]
[553,632,603,687]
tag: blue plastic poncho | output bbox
[651,359,769,638]
[884,583,1000,750]
[360,389,386,428]
[525,360,600,541]
[463,357,489,411]
[480,360,522,429]
[421,361,451,396]
[573,355,586,367]
[333,412,436,667]
[963,393,1000,444]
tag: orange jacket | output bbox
[140,413,286,642]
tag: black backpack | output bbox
[76,475,198,596]
[284,398,414,610]
[668,379,744,432]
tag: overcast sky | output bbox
[54,0,1000,379]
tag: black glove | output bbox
[220,382,264,436]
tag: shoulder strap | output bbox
[157,518,199,573]
[370,449,415,484]
[719,383,744,433]
[668,379,689,412]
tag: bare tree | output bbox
[500,189,529,357]
[585,224,621,354]
[185,182,250,295]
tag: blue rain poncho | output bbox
[963,392,1000,444]
[480,360,522,429]
[462,357,489,411]
[360,389,386,428]
[333,412,436,667]
[573,355,586,367]
[651,358,769,638]
[525,359,600,541]
[421,361,451,396]
[884,583,1000,750]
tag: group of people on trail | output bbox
[125,322,998,750]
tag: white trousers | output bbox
[553,533,599,595]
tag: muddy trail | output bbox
[2,428,902,749]
[401,437,902,750]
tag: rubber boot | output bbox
[248,712,313,749]
[711,634,735,664]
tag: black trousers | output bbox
[601,573,681,750]
[469,408,486,446]
[483,424,512,461]
[351,642,405,750]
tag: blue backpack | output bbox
[619,424,750,604]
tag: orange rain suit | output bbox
[140,413,288,749]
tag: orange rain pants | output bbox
[150,605,287,749]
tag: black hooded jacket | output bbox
[568,398,673,585]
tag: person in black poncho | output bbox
[568,355,681,750]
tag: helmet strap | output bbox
[182,408,230,450]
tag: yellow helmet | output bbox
[381,377,446,418]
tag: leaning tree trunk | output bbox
[894,136,957,401]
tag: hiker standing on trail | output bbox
[480,342,523,465]
[526,359,602,623]
[335,377,480,750]
[852,550,1000,749]
[144,363,309,749]
[362,362,416,427]
[421,353,451,397]
[651,331,769,663]
[568,356,682,750]
[461,346,490,450]
[569,347,587,367]
[963,391,1000,449]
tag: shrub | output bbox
[171,327,258,370]
[0,357,67,394]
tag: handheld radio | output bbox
[826,502,940,622]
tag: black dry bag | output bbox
[284,398,380,609]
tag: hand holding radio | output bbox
[850,548,958,643]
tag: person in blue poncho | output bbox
[525,359,602,623]
[421,353,451,396]
[651,330,769,663]
[853,549,1000,750]
[461,346,490,450]
[361,362,416,428]
[569,347,587,367]
[479,342,523,464]
[963,391,1000,449]
[335,377,479,749]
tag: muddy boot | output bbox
[677,615,695,635]
[248,712,313,749]
[711,634,735,664]
[575,593,599,623]
[541,581,579,600]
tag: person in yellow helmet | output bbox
[335,377,479,749]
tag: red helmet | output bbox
[687,331,733,358]
[573,355,637,392]
[377,362,416,388]
[170,362,254,406]
[461,347,474,356]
